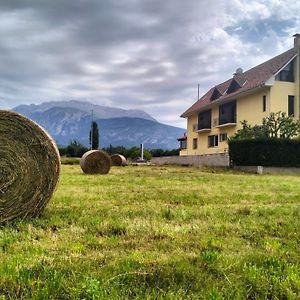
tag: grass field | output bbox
[1,164,300,299]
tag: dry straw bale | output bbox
[80,150,111,174]
[0,110,60,224]
[111,154,127,166]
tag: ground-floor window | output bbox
[193,138,198,149]
[208,135,218,147]
[219,133,228,142]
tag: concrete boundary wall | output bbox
[234,165,300,174]
[151,153,229,167]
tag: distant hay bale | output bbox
[80,150,111,174]
[0,110,60,224]
[111,154,127,166]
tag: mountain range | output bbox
[12,100,185,149]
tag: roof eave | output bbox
[182,85,269,118]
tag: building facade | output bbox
[180,35,300,156]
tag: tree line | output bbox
[59,141,179,160]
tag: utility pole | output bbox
[198,83,200,100]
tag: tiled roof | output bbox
[177,135,187,141]
[181,48,296,118]
[177,132,187,141]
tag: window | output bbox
[210,87,222,101]
[198,110,212,130]
[226,79,241,94]
[220,133,228,142]
[208,135,218,148]
[219,100,237,125]
[275,60,295,82]
[263,95,266,112]
[288,95,295,116]
[193,138,198,149]
[180,140,187,150]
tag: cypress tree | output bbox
[89,121,99,149]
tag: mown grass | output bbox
[0,165,300,299]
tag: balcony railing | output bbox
[213,116,237,128]
[219,114,236,125]
[197,122,211,132]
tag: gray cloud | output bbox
[0,0,299,127]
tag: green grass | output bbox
[1,165,300,299]
[60,157,80,165]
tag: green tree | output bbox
[124,146,152,161]
[65,140,88,157]
[89,121,99,149]
[263,112,300,138]
[230,112,300,141]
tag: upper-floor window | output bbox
[210,87,222,101]
[288,95,295,116]
[275,60,295,82]
[227,79,241,94]
[219,100,237,125]
[263,95,266,112]
[193,138,198,149]
[198,109,211,130]
[180,140,187,150]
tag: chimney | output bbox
[293,33,300,52]
[233,67,243,77]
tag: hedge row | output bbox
[228,138,300,167]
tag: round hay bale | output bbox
[0,110,60,224]
[80,150,111,174]
[111,154,127,166]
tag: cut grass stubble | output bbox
[0,165,300,299]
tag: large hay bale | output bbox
[111,154,127,166]
[80,150,111,174]
[0,110,60,224]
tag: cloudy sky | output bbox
[0,0,300,127]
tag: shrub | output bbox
[102,145,152,161]
[125,147,152,161]
[228,112,300,167]
[150,148,180,157]
[59,140,88,158]
[228,138,300,167]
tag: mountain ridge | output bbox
[12,101,184,150]
[13,100,157,122]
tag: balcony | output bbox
[197,109,211,132]
[197,122,211,132]
[196,127,211,133]
[213,116,237,128]
[216,122,236,128]
[217,100,237,128]
[215,117,236,128]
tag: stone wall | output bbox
[151,153,229,167]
